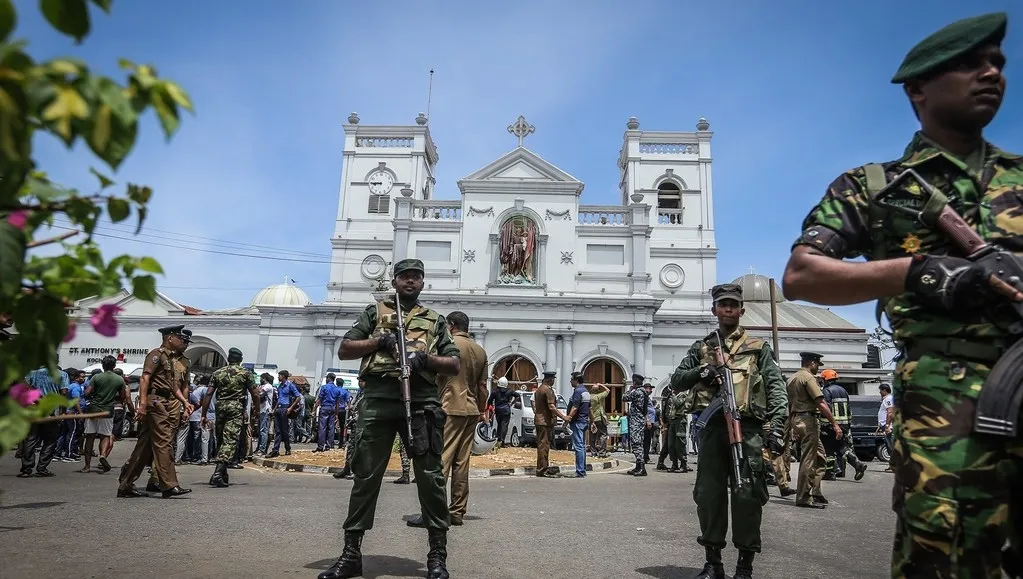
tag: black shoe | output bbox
[812,494,829,505]
[406,514,425,528]
[146,481,161,492]
[318,531,363,579]
[695,547,725,579]
[333,467,352,479]
[209,463,229,488]
[34,470,55,477]
[780,487,797,498]
[161,486,193,498]
[625,467,638,475]
[426,529,449,579]
[393,473,410,484]
[266,452,280,459]
[17,471,32,478]
[734,550,755,579]
[655,463,668,471]
[796,502,826,509]
[633,466,647,476]
[854,463,868,481]
[98,457,111,472]
[227,462,243,469]
[679,464,691,473]
[116,486,148,498]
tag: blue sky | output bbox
[17,0,1023,331]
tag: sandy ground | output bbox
[278,446,602,470]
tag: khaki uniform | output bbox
[786,368,826,505]
[118,347,190,492]
[437,330,488,521]
[533,383,557,474]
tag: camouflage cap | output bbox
[710,283,743,304]
[891,12,1008,83]
[392,258,425,277]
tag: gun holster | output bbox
[975,337,1023,438]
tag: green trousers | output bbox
[693,414,769,552]
[668,418,687,464]
[215,401,243,464]
[343,398,449,532]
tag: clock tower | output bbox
[326,112,439,305]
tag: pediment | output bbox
[76,290,185,316]
[461,147,581,183]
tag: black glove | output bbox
[905,254,996,312]
[767,430,785,456]
[376,331,399,353]
[407,351,428,373]
[698,364,721,386]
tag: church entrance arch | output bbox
[490,354,540,391]
[184,346,226,376]
[581,357,628,415]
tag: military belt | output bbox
[903,337,1007,364]
[152,388,174,398]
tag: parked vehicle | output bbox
[499,390,572,450]
[848,394,889,462]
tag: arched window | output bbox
[491,355,539,391]
[657,182,681,209]
[581,358,626,415]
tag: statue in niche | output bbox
[498,215,537,284]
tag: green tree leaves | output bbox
[0,219,25,296]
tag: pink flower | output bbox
[6,210,29,230]
[64,320,77,342]
[10,383,41,407]
[90,304,123,337]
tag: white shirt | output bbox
[259,384,274,413]
[878,394,894,426]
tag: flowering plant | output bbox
[0,0,191,455]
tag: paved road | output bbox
[1,444,895,579]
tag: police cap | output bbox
[799,351,824,363]
[710,283,743,304]
[158,324,192,343]
[542,371,557,380]
[891,12,1008,83]
[392,259,425,278]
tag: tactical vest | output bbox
[688,332,768,421]
[359,300,442,383]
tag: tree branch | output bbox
[27,230,79,248]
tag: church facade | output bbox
[59,114,889,401]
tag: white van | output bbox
[500,389,572,450]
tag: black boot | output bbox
[633,464,647,476]
[393,472,410,484]
[734,550,755,579]
[318,531,363,579]
[209,463,229,488]
[223,463,230,484]
[695,546,725,579]
[426,529,449,579]
[655,461,668,471]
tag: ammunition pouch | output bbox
[408,405,447,457]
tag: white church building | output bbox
[60,114,890,404]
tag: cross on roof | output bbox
[507,115,535,147]
[748,266,756,274]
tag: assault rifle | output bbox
[392,290,414,444]
[874,168,1023,437]
[696,330,750,489]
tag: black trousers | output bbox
[495,413,511,443]
[20,422,59,473]
[643,427,653,461]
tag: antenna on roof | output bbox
[426,69,434,120]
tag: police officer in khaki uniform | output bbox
[786,351,842,509]
[533,371,568,477]
[319,259,461,579]
[117,325,194,499]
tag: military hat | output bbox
[392,258,425,277]
[799,351,824,362]
[542,370,557,378]
[891,12,1008,83]
[228,347,243,360]
[158,324,192,342]
[710,283,743,304]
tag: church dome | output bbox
[730,274,786,303]
[250,282,312,308]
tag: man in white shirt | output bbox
[878,383,894,473]
[255,373,275,455]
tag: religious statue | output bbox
[498,215,537,284]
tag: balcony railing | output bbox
[657,208,684,225]
[578,206,630,226]
[356,136,413,148]
[413,200,462,222]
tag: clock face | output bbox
[367,171,394,195]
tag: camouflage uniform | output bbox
[667,389,690,470]
[622,384,649,469]
[210,363,254,464]
[342,390,363,473]
[794,14,1023,572]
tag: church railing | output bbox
[355,136,414,148]
[638,142,698,155]
[657,208,684,225]
[578,206,630,226]
[413,200,462,222]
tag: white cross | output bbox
[507,115,535,147]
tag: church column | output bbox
[631,332,649,378]
[474,326,488,350]
[544,331,558,373]
[561,332,575,398]
[393,191,414,263]
[538,234,549,286]
[629,199,651,294]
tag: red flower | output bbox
[6,210,29,230]
[90,304,123,337]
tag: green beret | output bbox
[228,347,243,360]
[392,258,425,277]
[891,12,1008,83]
[710,283,743,304]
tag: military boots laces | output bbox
[317,531,363,579]
[426,529,449,579]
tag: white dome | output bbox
[250,283,312,308]
[730,273,786,303]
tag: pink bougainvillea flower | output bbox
[6,210,29,230]
[90,304,123,337]
[10,383,41,407]
[64,320,77,342]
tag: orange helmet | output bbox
[820,369,838,381]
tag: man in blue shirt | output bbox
[315,374,343,451]
[335,378,352,447]
[56,370,86,462]
[564,372,592,478]
[18,364,70,477]
[268,370,301,458]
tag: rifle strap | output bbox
[864,163,894,335]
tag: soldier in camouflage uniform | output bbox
[657,387,691,472]
[783,12,1023,578]
[334,385,364,480]
[201,347,260,488]
[622,373,650,476]
[670,283,788,579]
[320,259,461,579]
